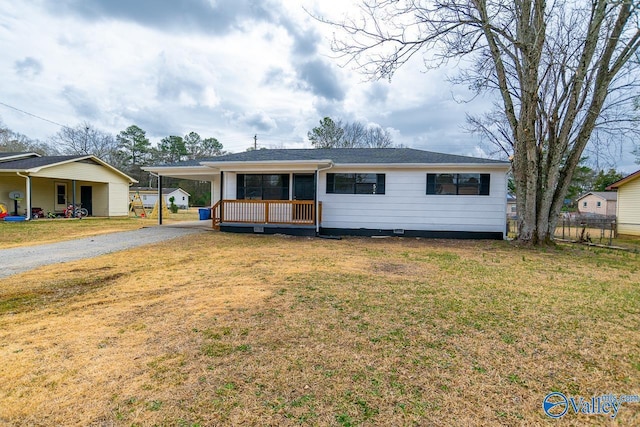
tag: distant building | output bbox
[576,191,617,217]
[507,194,517,218]
[129,187,190,209]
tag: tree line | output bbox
[0,120,223,206]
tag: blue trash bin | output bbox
[198,208,211,220]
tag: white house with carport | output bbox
[144,148,510,239]
[0,152,136,219]
[130,187,191,209]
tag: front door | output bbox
[293,174,315,201]
[81,186,93,216]
[293,174,315,221]
[54,182,67,212]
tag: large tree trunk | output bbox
[321,1,640,244]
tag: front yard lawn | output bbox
[0,234,638,425]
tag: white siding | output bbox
[318,168,507,234]
[617,178,640,236]
[224,172,238,200]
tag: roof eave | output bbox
[200,159,333,168]
[332,162,510,169]
[606,169,640,190]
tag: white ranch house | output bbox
[145,148,510,239]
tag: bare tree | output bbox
[309,116,395,148]
[0,119,56,155]
[362,125,394,148]
[341,121,367,147]
[50,121,119,163]
[317,0,640,244]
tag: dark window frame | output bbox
[426,173,490,196]
[236,174,290,200]
[326,173,386,195]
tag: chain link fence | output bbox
[507,214,617,245]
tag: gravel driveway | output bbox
[0,225,207,278]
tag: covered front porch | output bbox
[146,157,332,235]
[210,199,321,235]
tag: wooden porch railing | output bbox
[211,200,319,230]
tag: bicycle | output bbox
[64,204,89,218]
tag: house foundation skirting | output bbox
[219,223,317,237]
[319,228,504,240]
[219,223,504,239]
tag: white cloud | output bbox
[0,1,634,170]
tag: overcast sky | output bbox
[0,1,637,171]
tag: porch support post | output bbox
[72,180,77,216]
[314,170,319,233]
[158,175,163,225]
[220,171,224,222]
[26,175,31,220]
[16,172,32,219]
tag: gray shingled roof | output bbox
[156,148,509,167]
[0,155,87,170]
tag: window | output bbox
[56,183,66,205]
[326,173,385,194]
[426,173,490,195]
[583,201,587,208]
[596,201,601,207]
[236,174,289,200]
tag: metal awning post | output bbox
[158,175,163,225]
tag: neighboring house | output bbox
[607,170,640,236]
[507,194,517,218]
[0,152,136,219]
[145,148,510,239]
[576,191,617,217]
[129,187,191,209]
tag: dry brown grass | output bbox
[0,208,201,249]
[0,234,639,426]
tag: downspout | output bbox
[16,172,31,220]
[315,162,334,234]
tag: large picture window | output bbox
[426,173,490,195]
[326,173,385,195]
[236,174,289,200]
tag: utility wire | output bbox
[0,100,68,129]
